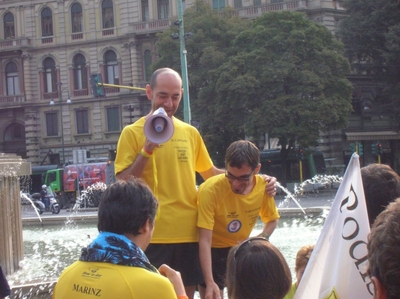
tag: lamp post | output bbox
[175,0,191,124]
[50,82,71,166]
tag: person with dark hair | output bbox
[114,68,277,298]
[284,244,315,299]
[367,198,400,299]
[0,265,11,299]
[361,163,400,226]
[197,140,280,299]
[226,237,292,299]
[53,179,188,299]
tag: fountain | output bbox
[0,153,31,276]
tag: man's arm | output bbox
[116,142,158,181]
[258,219,278,240]
[199,166,224,181]
[199,228,221,299]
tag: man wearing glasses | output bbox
[197,140,280,299]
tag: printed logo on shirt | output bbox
[82,267,102,279]
[73,284,102,297]
[227,211,238,219]
[227,220,242,233]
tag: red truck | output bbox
[45,158,115,208]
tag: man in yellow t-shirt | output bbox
[53,179,188,299]
[114,68,277,298]
[197,140,280,299]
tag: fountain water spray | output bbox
[20,191,42,222]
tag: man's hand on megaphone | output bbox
[139,141,159,159]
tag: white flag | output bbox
[294,154,373,299]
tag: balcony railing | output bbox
[0,37,31,50]
[41,37,53,44]
[131,19,171,34]
[71,33,84,40]
[104,86,119,94]
[73,89,89,97]
[102,28,115,36]
[43,92,58,100]
[233,0,307,18]
[0,95,26,104]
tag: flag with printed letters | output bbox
[293,154,373,299]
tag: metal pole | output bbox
[177,0,191,124]
[58,83,66,166]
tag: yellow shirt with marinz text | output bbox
[197,174,280,248]
[53,261,178,299]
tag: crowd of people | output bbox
[56,68,400,299]
[3,67,399,299]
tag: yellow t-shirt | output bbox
[115,117,213,243]
[283,282,297,299]
[53,261,178,299]
[197,174,280,248]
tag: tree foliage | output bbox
[154,5,353,168]
[339,0,400,121]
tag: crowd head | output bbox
[368,198,400,299]
[226,237,292,299]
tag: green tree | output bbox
[339,0,400,121]
[211,11,353,172]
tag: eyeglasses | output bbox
[234,237,270,260]
[225,170,254,182]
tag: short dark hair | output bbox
[225,140,260,170]
[361,163,400,226]
[226,238,292,299]
[97,179,158,236]
[368,198,400,299]
[149,68,182,90]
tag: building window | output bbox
[5,62,20,95]
[41,7,53,37]
[102,0,114,29]
[142,0,149,21]
[212,0,225,9]
[46,112,58,136]
[71,3,83,33]
[234,0,242,8]
[4,123,23,141]
[73,54,87,90]
[76,109,89,134]
[104,50,119,85]
[4,12,15,39]
[106,106,120,132]
[158,0,169,19]
[144,50,152,81]
[43,57,57,93]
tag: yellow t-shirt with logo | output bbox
[53,261,178,299]
[197,174,280,248]
[115,117,213,243]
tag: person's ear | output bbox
[139,219,152,234]
[371,276,387,299]
[146,84,152,101]
[255,163,261,174]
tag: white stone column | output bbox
[0,154,31,276]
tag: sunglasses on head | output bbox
[234,236,270,260]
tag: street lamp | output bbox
[50,82,71,166]
[174,0,191,124]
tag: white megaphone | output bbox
[143,107,174,144]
